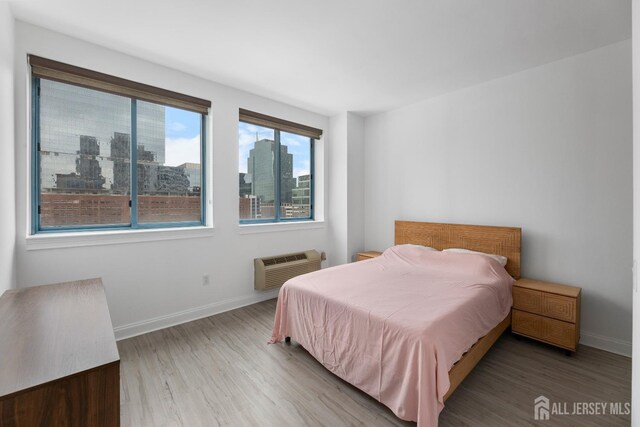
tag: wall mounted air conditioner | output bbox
[254,250,321,290]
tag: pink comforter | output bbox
[270,245,514,427]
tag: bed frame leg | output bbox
[285,336,291,344]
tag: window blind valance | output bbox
[29,55,211,115]
[239,108,323,140]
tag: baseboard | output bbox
[113,289,280,341]
[580,330,632,357]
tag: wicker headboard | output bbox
[394,221,522,279]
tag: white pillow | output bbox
[443,248,508,267]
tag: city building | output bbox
[246,138,295,204]
[110,132,192,195]
[291,174,311,217]
[239,195,260,220]
[178,162,202,193]
[239,172,252,197]
[55,135,106,191]
[38,80,166,193]
[110,132,131,193]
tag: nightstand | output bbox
[512,278,581,354]
[356,251,382,261]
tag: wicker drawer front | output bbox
[512,287,542,314]
[542,293,576,323]
[512,309,577,350]
[542,316,577,350]
[512,309,542,336]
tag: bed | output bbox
[270,221,521,426]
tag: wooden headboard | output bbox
[395,221,522,279]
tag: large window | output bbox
[238,109,321,223]
[30,56,210,233]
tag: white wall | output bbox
[346,113,365,260]
[0,3,16,295]
[631,0,639,423]
[328,112,365,265]
[328,113,349,265]
[365,40,633,355]
[13,22,332,339]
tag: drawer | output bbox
[513,287,542,314]
[542,293,576,323]
[512,309,577,350]
[513,287,577,323]
[356,255,371,261]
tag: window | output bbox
[30,56,210,233]
[238,109,321,223]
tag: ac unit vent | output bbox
[262,253,307,266]
[255,250,321,290]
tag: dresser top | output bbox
[0,278,119,398]
[515,278,581,298]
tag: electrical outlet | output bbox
[202,274,210,286]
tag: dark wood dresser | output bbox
[0,278,120,426]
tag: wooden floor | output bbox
[118,299,631,426]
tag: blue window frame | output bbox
[239,119,315,224]
[31,75,207,234]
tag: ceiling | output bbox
[8,0,631,116]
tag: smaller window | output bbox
[238,110,321,223]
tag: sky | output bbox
[238,121,311,178]
[164,107,201,167]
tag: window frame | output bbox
[31,76,208,234]
[238,122,315,225]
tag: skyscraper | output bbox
[137,100,166,164]
[280,148,296,205]
[246,138,295,203]
[55,135,106,190]
[110,132,130,193]
[239,172,252,197]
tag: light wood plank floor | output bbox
[118,299,631,426]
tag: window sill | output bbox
[237,220,325,235]
[25,226,215,251]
